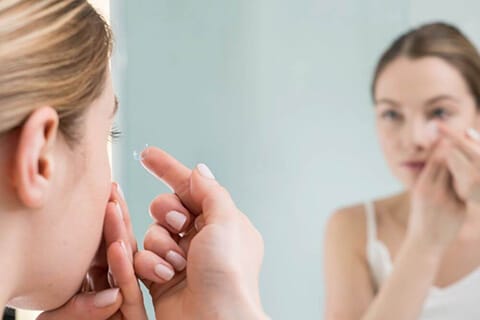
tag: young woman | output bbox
[325,22,480,320]
[0,1,267,319]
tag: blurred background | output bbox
[109,0,480,319]
[8,0,480,319]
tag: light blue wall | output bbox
[110,1,480,318]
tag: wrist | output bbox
[215,303,268,320]
[213,281,268,320]
[402,234,444,266]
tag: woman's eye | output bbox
[109,125,122,142]
[430,107,450,120]
[381,110,401,121]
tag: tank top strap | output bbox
[364,201,377,243]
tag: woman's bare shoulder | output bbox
[325,203,368,250]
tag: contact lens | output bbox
[133,144,149,161]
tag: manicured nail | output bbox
[117,183,125,199]
[194,215,205,231]
[154,264,175,281]
[118,240,132,263]
[115,201,123,219]
[119,240,128,255]
[166,250,187,271]
[94,288,119,308]
[467,128,480,141]
[108,269,118,288]
[197,163,215,180]
[166,211,187,231]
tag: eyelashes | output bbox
[109,125,123,142]
[379,107,452,122]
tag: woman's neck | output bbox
[0,212,24,311]
[379,191,411,229]
[0,257,14,313]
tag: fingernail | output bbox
[118,240,132,263]
[166,250,187,271]
[467,128,480,141]
[194,215,205,231]
[154,264,175,281]
[108,269,118,288]
[94,288,119,308]
[117,183,125,199]
[197,163,215,180]
[166,211,187,231]
[115,201,123,219]
[119,240,128,255]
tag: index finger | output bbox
[438,124,480,161]
[107,241,148,320]
[140,146,200,213]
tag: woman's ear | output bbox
[12,106,59,208]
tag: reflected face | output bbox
[374,57,480,188]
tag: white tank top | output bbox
[365,201,480,319]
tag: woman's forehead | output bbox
[375,57,472,103]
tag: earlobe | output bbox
[12,106,59,209]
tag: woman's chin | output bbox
[397,173,419,190]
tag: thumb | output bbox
[36,288,122,320]
[190,163,238,224]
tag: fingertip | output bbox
[108,240,132,272]
[140,146,160,167]
[196,163,216,180]
[134,250,176,284]
[93,287,121,308]
[194,214,205,231]
[191,164,220,196]
[467,127,480,142]
[436,122,449,134]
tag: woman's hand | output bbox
[37,183,147,320]
[135,147,268,320]
[407,127,467,252]
[438,124,480,204]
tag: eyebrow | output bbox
[375,94,460,108]
[111,96,119,118]
[375,98,400,107]
[424,94,460,105]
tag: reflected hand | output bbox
[438,124,480,203]
[408,135,466,252]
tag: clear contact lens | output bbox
[133,144,149,161]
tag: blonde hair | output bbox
[0,0,113,143]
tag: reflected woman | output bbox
[325,22,480,319]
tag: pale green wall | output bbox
[110,1,480,318]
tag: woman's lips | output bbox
[402,161,426,171]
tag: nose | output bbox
[404,119,435,151]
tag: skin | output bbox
[0,70,118,310]
[135,148,268,320]
[0,70,148,319]
[324,56,480,319]
[0,69,268,319]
